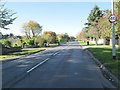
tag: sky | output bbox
[0,1,112,36]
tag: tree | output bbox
[22,20,42,46]
[9,33,14,38]
[22,20,42,38]
[57,33,70,43]
[69,36,76,41]
[118,1,120,49]
[0,1,17,29]
[2,39,11,48]
[42,31,57,45]
[63,33,70,42]
[2,34,9,39]
[97,10,111,45]
[76,26,91,43]
[22,23,30,39]
[35,36,45,47]
[111,1,120,60]
[76,31,84,41]
[87,5,102,45]
[114,1,120,49]
[87,5,102,23]
[27,21,42,37]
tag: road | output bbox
[2,41,116,88]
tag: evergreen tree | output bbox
[0,1,17,29]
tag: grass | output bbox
[86,45,120,79]
[79,40,95,45]
[0,55,15,59]
[0,48,45,59]
[79,40,86,45]
[0,43,59,59]
[49,44,59,47]
[59,40,68,44]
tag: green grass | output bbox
[0,48,45,59]
[79,40,86,45]
[79,40,95,45]
[49,44,59,47]
[60,41,67,44]
[0,43,58,59]
[86,45,120,79]
[0,55,16,59]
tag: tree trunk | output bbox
[25,32,29,39]
[31,30,36,46]
[103,39,106,45]
[31,30,35,37]
[95,38,98,45]
[103,38,110,45]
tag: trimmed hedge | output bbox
[2,47,22,55]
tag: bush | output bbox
[39,37,45,47]
[2,39,11,48]
[2,47,22,54]
[12,40,22,47]
[27,39,34,46]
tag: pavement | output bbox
[1,41,118,89]
[81,44,120,89]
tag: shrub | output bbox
[27,39,34,46]
[12,40,21,47]
[2,39,12,48]
[39,37,45,47]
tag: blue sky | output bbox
[1,2,111,36]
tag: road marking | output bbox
[53,52,59,56]
[27,58,49,73]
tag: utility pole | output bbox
[111,0,116,59]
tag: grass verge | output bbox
[60,41,68,44]
[79,40,95,45]
[49,44,59,47]
[86,45,120,79]
[0,48,45,59]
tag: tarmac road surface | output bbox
[2,41,116,89]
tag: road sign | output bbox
[109,14,117,23]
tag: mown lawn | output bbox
[79,40,95,45]
[0,48,45,59]
[87,45,120,79]
[0,43,60,59]
[49,44,59,47]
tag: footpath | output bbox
[81,45,120,89]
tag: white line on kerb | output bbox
[27,58,49,73]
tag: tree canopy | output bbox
[87,5,102,25]
[57,33,70,43]
[77,5,114,45]
[0,1,17,29]
[22,20,42,38]
[42,31,57,44]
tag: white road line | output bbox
[53,52,59,56]
[27,58,49,73]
